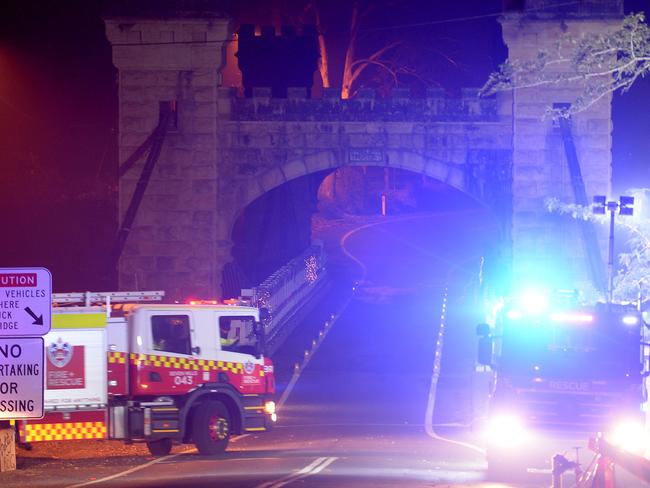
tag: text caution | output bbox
[0,268,52,336]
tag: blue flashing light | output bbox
[506,309,523,320]
[518,290,548,314]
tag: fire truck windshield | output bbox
[497,313,641,380]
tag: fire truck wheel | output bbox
[146,438,173,457]
[193,400,231,455]
[486,454,526,481]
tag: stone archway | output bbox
[219,150,504,298]
[238,150,471,212]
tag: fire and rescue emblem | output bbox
[48,338,74,368]
[243,361,255,374]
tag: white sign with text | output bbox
[0,337,44,420]
[0,268,51,336]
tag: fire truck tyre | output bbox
[486,455,525,481]
[193,401,231,455]
[146,438,173,457]
[486,460,508,481]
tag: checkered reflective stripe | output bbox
[24,422,107,442]
[129,353,265,376]
[108,351,127,364]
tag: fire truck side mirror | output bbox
[476,323,490,337]
[259,308,270,322]
[255,310,269,359]
[478,336,493,366]
[476,323,492,366]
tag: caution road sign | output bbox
[0,337,44,420]
[0,268,51,336]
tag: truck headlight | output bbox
[486,413,528,448]
[264,401,277,422]
[622,315,639,326]
[609,420,648,454]
[519,290,548,315]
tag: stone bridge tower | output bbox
[501,0,623,294]
[105,5,231,299]
[103,1,623,301]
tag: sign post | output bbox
[0,267,51,472]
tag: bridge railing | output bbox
[243,242,327,345]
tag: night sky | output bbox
[1,0,650,291]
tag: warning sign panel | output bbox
[0,337,44,420]
[0,268,52,336]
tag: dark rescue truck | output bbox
[477,292,647,478]
[14,291,277,456]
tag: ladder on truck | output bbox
[558,116,608,294]
[52,290,165,307]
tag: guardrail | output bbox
[243,243,327,345]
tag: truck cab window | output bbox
[152,315,191,355]
[219,316,256,354]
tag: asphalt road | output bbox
[3,208,567,488]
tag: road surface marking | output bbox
[64,447,197,488]
[231,434,250,442]
[424,289,447,439]
[340,213,469,281]
[255,456,338,488]
[254,457,327,487]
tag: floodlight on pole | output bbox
[592,195,634,303]
[592,195,606,214]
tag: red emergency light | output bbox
[187,299,219,305]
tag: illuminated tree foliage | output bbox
[546,191,650,304]
[481,13,650,117]
[482,11,650,303]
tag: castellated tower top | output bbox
[503,0,623,17]
[104,0,229,19]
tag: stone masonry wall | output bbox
[501,15,620,293]
[216,87,512,210]
[214,88,514,293]
[105,16,230,299]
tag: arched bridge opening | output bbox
[223,157,508,300]
[223,171,326,298]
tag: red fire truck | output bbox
[16,291,276,456]
[477,290,647,478]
